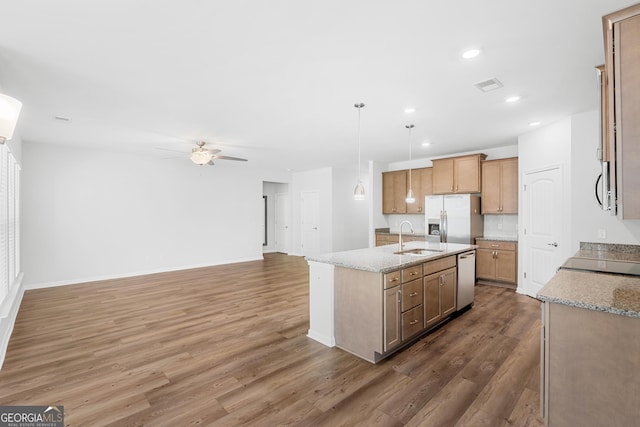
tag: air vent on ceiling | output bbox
[474,78,503,92]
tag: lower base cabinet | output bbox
[424,267,457,327]
[335,255,459,363]
[476,240,517,285]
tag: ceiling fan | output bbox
[189,141,248,165]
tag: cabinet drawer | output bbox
[402,264,423,283]
[424,255,456,275]
[384,270,401,289]
[476,240,517,251]
[402,305,424,340]
[401,279,423,311]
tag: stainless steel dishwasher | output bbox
[457,250,476,310]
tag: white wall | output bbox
[331,168,368,252]
[570,110,640,248]
[22,142,290,287]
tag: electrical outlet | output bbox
[597,229,607,239]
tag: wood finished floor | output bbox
[0,253,545,426]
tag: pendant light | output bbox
[353,102,366,200]
[405,124,415,203]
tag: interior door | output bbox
[301,191,320,256]
[275,193,290,254]
[522,166,563,296]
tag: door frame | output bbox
[519,163,568,297]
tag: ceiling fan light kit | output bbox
[0,93,23,144]
[189,141,247,165]
[353,102,366,201]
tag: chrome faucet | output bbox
[398,220,415,252]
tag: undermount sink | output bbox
[394,248,444,256]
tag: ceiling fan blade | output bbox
[206,148,222,155]
[211,155,248,162]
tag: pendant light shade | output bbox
[405,124,415,203]
[0,93,22,144]
[353,103,366,200]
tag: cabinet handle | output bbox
[455,185,458,191]
[490,244,499,247]
[410,272,418,276]
[409,319,419,325]
[418,207,422,212]
[409,292,418,297]
[389,277,399,282]
[450,185,453,191]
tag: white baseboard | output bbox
[24,256,263,290]
[307,330,335,347]
[0,273,24,370]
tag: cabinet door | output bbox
[440,267,457,317]
[382,171,407,214]
[406,168,424,214]
[423,272,442,326]
[432,159,454,194]
[476,248,496,280]
[382,172,396,214]
[501,158,519,214]
[454,156,481,193]
[495,250,517,284]
[481,161,502,214]
[384,287,402,351]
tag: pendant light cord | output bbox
[406,124,414,189]
[355,103,365,180]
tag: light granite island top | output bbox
[305,241,476,273]
[305,241,476,358]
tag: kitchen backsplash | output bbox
[483,214,518,239]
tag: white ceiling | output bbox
[0,0,636,171]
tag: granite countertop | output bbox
[376,230,428,237]
[476,236,518,242]
[537,243,640,318]
[305,241,476,273]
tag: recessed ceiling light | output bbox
[529,121,541,127]
[421,141,432,147]
[462,48,481,59]
[505,96,521,103]
[404,107,416,113]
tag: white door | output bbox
[275,193,291,254]
[301,191,320,256]
[521,166,563,296]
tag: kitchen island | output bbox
[537,243,640,427]
[306,241,476,363]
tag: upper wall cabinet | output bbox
[406,167,433,214]
[383,168,433,214]
[481,157,518,214]
[432,154,487,194]
[382,170,407,214]
[603,4,640,219]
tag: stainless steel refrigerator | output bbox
[424,194,483,244]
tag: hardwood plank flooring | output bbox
[0,253,545,426]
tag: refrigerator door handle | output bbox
[443,210,448,243]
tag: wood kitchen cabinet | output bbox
[476,239,517,285]
[603,4,640,219]
[382,170,407,214]
[432,154,486,194]
[481,157,518,214]
[382,167,432,214]
[423,256,457,327]
[406,167,433,214]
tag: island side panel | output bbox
[334,267,383,363]
[547,302,640,427]
[307,261,336,347]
